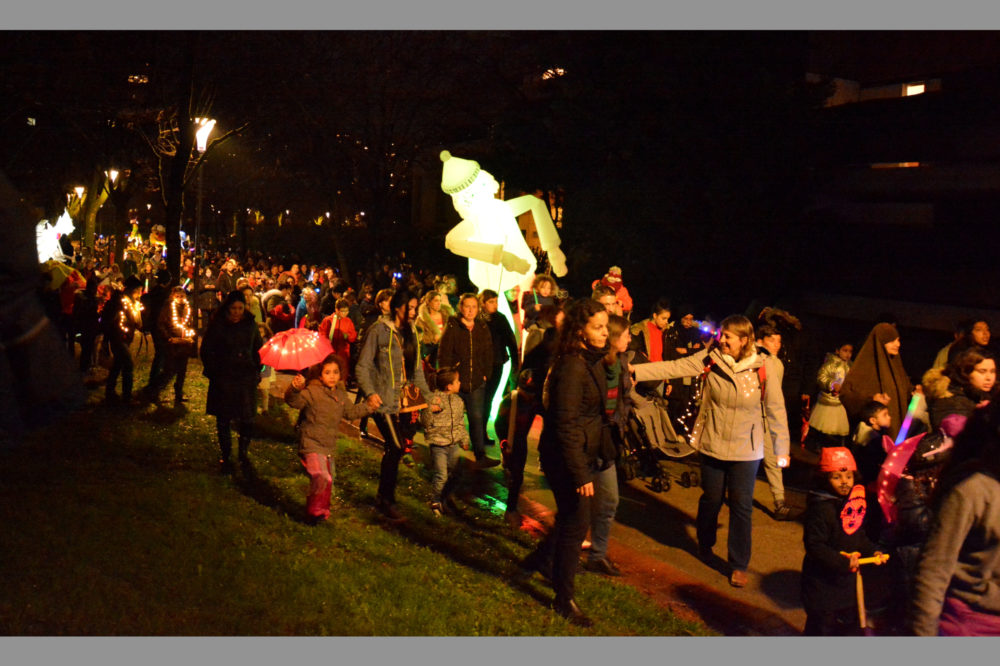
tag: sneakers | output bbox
[584,557,622,577]
[773,501,793,521]
[430,501,444,517]
[729,569,749,588]
[475,456,501,469]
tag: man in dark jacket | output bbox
[141,268,172,395]
[438,292,499,468]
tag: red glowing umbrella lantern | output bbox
[258,328,334,371]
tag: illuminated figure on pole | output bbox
[36,209,75,264]
[439,150,567,441]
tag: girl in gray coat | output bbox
[632,314,790,588]
[286,353,380,525]
[420,368,468,515]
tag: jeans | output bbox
[429,443,460,502]
[697,453,760,572]
[146,331,167,388]
[458,384,488,460]
[106,336,134,400]
[588,462,619,563]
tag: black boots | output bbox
[553,597,593,628]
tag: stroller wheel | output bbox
[688,471,700,487]
[651,476,664,493]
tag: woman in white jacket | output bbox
[632,315,789,588]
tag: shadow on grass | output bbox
[233,458,311,525]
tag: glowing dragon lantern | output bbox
[35,209,75,264]
[440,150,568,439]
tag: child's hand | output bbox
[873,551,886,566]
[365,394,382,410]
[844,551,861,572]
[460,441,469,451]
[291,374,305,390]
[873,392,890,405]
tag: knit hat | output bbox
[439,151,481,195]
[818,446,857,473]
[604,266,622,284]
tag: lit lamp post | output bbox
[193,117,216,257]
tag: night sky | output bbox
[4,30,1000,324]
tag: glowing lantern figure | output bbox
[440,150,568,440]
[36,209,75,264]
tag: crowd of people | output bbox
[34,238,1000,635]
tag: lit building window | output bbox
[905,83,925,96]
[128,74,149,84]
[870,162,921,169]
[540,67,566,80]
[26,117,36,126]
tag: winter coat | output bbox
[633,347,790,462]
[195,275,219,311]
[922,366,987,431]
[482,311,518,367]
[355,316,431,415]
[200,311,262,420]
[420,391,470,448]
[437,315,493,393]
[801,488,879,613]
[815,352,851,407]
[158,296,196,359]
[285,379,373,456]
[910,469,1000,635]
[539,344,618,489]
[318,313,357,362]
[100,292,142,345]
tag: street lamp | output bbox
[193,117,216,256]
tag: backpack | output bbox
[680,354,768,448]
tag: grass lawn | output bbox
[0,344,714,636]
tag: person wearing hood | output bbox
[518,298,615,627]
[631,315,790,589]
[801,447,884,635]
[839,322,918,441]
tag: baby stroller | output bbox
[620,395,700,492]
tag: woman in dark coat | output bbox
[200,290,262,471]
[519,298,612,627]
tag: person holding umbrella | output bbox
[355,289,432,522]
[200,290,263,472]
